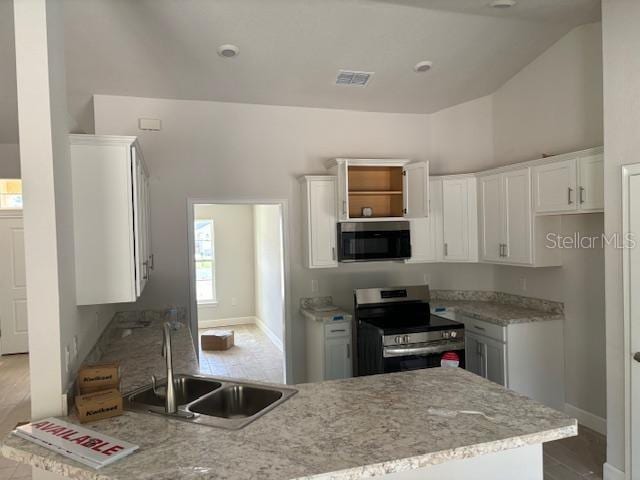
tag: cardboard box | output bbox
[77,362,121,394]
[201,330,234,351]
[75,389,123,423]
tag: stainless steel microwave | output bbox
[337,221,411,262]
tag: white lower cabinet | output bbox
[305,318,353,382]
[460,314,565,410]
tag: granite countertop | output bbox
[430,291,565,327]
[300,296,351,323]
[2,367,576,480]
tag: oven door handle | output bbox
[383,341,465,358]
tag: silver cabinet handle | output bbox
[342,200,347,216]
[330,329,346,333]
[579,186,585,204]
[503,243,508,258]
[568,187,574,205]
[498,244,502,257]
[346,344,351,359]
[332,247,336,261]
[143,261,149,280]
[149,254,155,270]
[474,325,486,331]
[444,243,448,256]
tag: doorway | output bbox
[187,200,289,385]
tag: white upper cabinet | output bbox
[70,135,152,305]
[533,147,604,215]
[479,167,561,267]
[441,176,478,262]
[300,176,338,269]
[578,153,604,211]
[328,159,429,221]
[406,178,442,264]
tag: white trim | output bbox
[187,197,292,384]
[564,403,606,435]
[622,163,640,480]
[255,317,284,352]
[198,316,256,329]
[603,462,625,480]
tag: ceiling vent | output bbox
[335,70,373,87]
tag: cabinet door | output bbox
[325,335,352,380]
[483,336,507,387]
[465,332,483,377]
[145,175,153,272]
[403,162,429,218]
[406,178,441,263]
[337,161,349,221]
[308,178,338,268]
[131,146,147,296]
[503,168,532,265]
[479,174,503,262]
[442,178,469,261]
[578,154,604,211]
[533,159,578,214]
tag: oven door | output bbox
[338,221,411,262]
[382,341,465,372]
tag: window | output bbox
[0,179,23,209]
[194,219,216,303]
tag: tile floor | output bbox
[0,350,606,480]
[544,425,606,479]
[198,324,284,384]
[0,354,31,480]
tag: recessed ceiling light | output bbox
[414,61,433,73]
[490,0,516,8]
[217,44,239,58]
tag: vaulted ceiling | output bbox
[0,0,601,143]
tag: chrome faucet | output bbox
[153,322,177,414]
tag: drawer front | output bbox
[325,322,351,338]
[458,314,506,342]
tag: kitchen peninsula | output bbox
[1,311,576,480]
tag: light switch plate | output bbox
[311,279,319,293]
[138,118,162,131]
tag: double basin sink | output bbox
[124,374,297,430]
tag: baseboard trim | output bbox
[198,316,256,329]
[255,317,284,352]
[603,462,625,480]
[564,403,606,435]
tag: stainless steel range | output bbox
[353,285,465,376]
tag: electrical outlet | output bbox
[520,277,527,291]
[311,279,319,293]
[231,297,238,306]
[72,335,79,359]
[423,273,431,286]
[64,346,70,374]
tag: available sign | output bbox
[13,418,138,469]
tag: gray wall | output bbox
[0,144,20,178]
[602,0,640,474]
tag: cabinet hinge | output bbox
[403,208,407,214]
[402,171,407,176]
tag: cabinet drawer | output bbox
[459,314,506,342]
[325,322,351,338]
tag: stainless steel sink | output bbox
[124,373,297,429]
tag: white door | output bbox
[0,216,28,354]
[624,165,640,478]
[442,178,469,261]
[578,154,604,211]
[325,335,352,380]
[309,178,338,268]
[403,162,429,218]
[532,159,578,214]
[479,174,503,262]
[503,168,533,265]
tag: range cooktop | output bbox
[361,313,463,335]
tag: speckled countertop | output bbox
[430,290,564,327]
[2,367,576,480]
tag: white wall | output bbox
[194,204,255,324]
[253,205,284,349]
[13,0,116,421]
[0,143,20,178]
[602,0,640,475]
[492,22,603,165]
